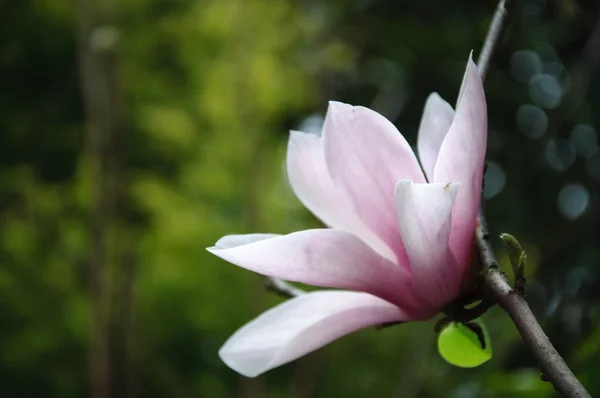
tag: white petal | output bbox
[433,57,487,267]
[215,234,280,249]
[287,131,396,262]
[208,229,415,306]
[323,102,425,263]
[417,93,455,180]
[219,290,411,377]
[395,180,463,309]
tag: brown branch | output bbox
[476,219,590,398]
[475,2,591,396]
[476,0,511,80]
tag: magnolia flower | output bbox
[207,57,487,377]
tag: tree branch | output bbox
[476,219,591,397]
[476,0,510,80]
[475,2,591,396]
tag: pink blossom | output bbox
[207,57,487,377]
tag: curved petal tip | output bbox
[219,291,411,377]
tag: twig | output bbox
[264,277,306,298]
[476,0,510,80]
[475,4,590,395]
[476,219,591,398]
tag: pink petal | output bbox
[207,229,416,307]
[416,93,455,181]
[433,58,487,267]
[286,131,396,262]
[323,102,425,263]
[219,290,413,377]
[395,180,462,310]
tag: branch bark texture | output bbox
[475,1,591,397]
[476,220,590,397]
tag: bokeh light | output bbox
[557,183,590,220]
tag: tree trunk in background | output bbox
[76,0,112,395]
[76,0,130,397]
[114,244,138,398]
[101,12,138,398]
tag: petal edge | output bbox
[219,290,412,377]
[323,101,425,263]
[395,180,463,309]
[433,57,487,267]
[417,93,455,180]
[208,229,415,306]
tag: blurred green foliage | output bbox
[1,0,600,397]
